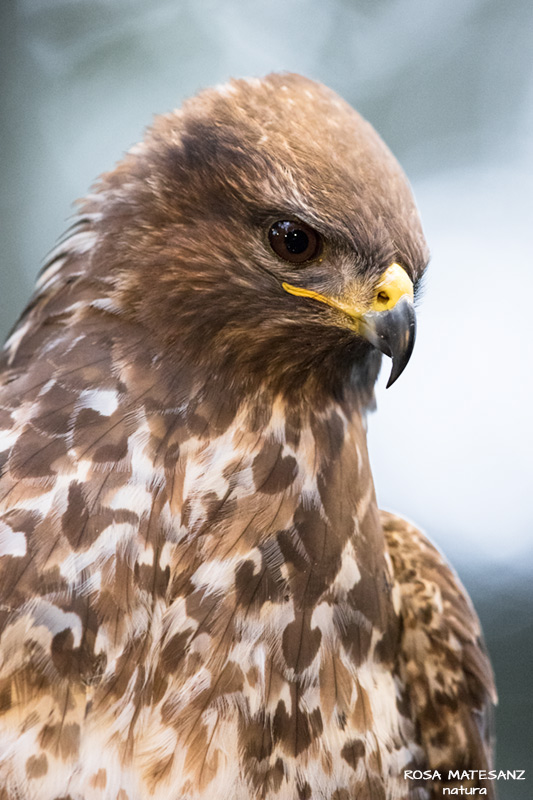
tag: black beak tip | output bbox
[385,308,417,388]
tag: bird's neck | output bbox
[171,389,393,646]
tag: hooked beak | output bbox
[282,263,416,388]
[358,295,416,387]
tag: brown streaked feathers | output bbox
[0,73,495,799]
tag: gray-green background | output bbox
[1,0,532,795]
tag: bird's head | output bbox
[86,73,429,408]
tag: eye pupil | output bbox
[268,220,321,265]
[285,229,309,255]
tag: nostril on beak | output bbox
[375,291,390,308]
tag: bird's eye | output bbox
[268,220,322,265]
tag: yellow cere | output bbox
[371,263,414,312]
[282,262,413,320]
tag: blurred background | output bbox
[1,0,532,793]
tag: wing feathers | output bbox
[382,510,496,798]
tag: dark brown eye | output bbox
[268,220,322,264]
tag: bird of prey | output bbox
[0,73,495,800]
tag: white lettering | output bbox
[443,785,487,795]
[404,769,442,781]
